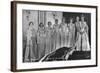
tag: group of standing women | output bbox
[24,15,90,62]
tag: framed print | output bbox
[11,1,98,72]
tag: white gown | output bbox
[53,24,60,49]
[67,23,75,47]
[59,23,65,47]
[37,28,46,60]
[64,24,70,47]
[59,23,69,47]
[45,27,53,55]
[76,21,90,51]
[24,27,37,62]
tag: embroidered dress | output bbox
[64,24,70,47]
[53,24,60,49]
[37,28,46,60]
[67,23,75,47]
[59,23,68,47]
[75,21,81,51]
[45,27,53,55]
[76,21,90,51]
[24,27,37,62]
[31,29,38,60]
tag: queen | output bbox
[76,15,90,51]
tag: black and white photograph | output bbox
[22,10,91,62]
[11,1,97,71]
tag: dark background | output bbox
[63,12,91,45]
